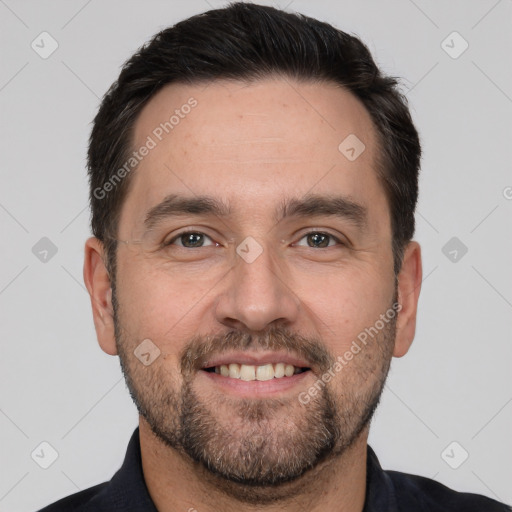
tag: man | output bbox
[38,3,509,511]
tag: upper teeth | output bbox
[214,363,301,381]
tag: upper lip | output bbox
[202,351,311,369]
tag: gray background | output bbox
[1,0,511,510]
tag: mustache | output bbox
[179,325,334,375]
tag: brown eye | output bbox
[166,232,216,248]
[295,231,343,248]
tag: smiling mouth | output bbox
[203,363,310,381]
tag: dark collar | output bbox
[83,427,158,511]
[363,445,398,511]
[41,427,506,511]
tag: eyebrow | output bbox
[143,193,368,231]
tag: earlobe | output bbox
[393,241,422,358]
[83,237,118,356]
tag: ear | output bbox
[83,237,117,356]
[393,241,422,358]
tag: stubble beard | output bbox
[112,283,396,504]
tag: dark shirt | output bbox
[37,427,510,511]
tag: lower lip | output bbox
[199,369,311,397]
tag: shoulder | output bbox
[386,469,511,511]
[36,482,108,512]
[35,427,157,512]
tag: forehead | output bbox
[121,77,387,236]
[134,78,376,161]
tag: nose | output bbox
[214,241,301,333]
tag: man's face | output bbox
[111,78,397,494]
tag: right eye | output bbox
[164,231,219,249]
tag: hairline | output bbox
[104,74,403,278]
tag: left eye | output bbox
[295,232,343,249]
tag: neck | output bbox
[139,417,368,512]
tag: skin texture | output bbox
[84,78,422,512]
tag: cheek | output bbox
[115,258,221,357]
[114,264,172,340]
[120,258,204,315]
[294,266,394,355]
